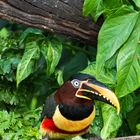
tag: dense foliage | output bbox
[0,21,96,140]
[0,0,140,139]
[83,0,140,139]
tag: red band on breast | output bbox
[41,118,89,134]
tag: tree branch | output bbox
[0,0,101,45]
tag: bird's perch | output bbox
[42,136,140,140]
[0,0,101,45]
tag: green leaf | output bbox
[105,52,118,69]
[41,39,62,76]
[0,59,11,74]
[16,41,40,86]
[0,57,20,75]
[101,104,122,139]
[90,102,103,136]
[81,62,96,76]
[96,6,138,78]
[120,95,134,113]
[0,28,9,39]
[72,136,84,140]
[0,111,11,132]
[103,0,125,10]
[0,108,41,139]
[83,0,104,22]
[83,0,94,16]
[82,62,116,87]
[20,28,43,44]
[0,89,20,105]
[116,14,140,97]
[0,111,19,134]
[136,124,140,134]
[132,0,140,8]
[55,70,64,86]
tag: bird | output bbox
[40,73,120,139]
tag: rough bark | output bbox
[42,136,140,140]
[0,0,101,45]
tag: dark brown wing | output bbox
[40,92,57,121]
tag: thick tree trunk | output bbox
[0,0,102,45]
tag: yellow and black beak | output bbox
[76,79,120,114]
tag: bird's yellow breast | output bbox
[53,105,95,132]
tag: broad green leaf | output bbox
[41,39,62,76]
[83,0,104,22]
[116,14,140,97]
[83,0,94,16]
[103,0,131,18]
[132,0,140,8]
[82,62,116,87]
[103,0,126,10]
[16,42,40,86]
[105,52,118,69]
[81,62,96,76]
[101,104,122,139]
[96,6,138,78]
[97,69,116,88]
[103,0,126,17]
[120,95,134,113]
[20,28,43,44]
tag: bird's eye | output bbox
[71,79,81,88]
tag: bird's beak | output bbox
[76,79,120,114]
